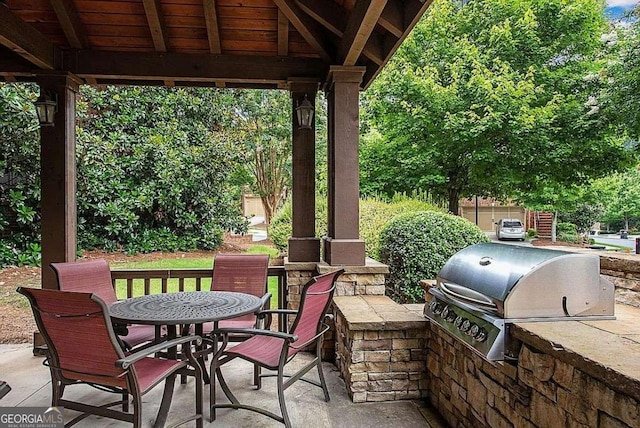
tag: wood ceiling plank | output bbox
[0,5,56,69]
[142,0,169,51]
[63,50,329,83]
[203,0,222,54]
[339,0,387,66]
[272,0,332,62]
[50,0,89,48]
[278,9,289,56]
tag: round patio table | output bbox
[109,291,263,384]
[109,291,262,326]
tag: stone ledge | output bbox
[512,303,640,402]
[333,295,428,331]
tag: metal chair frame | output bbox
[18,287,203,428]
[209,269,344,427]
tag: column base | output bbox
[323,237,365,266]
[288,237,321,262]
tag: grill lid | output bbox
[437,243,572,303]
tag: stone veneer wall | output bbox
[333,296,429,403]
[600,255,640,308]
[283,258,389,360]
[426,322,640,428]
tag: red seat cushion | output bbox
[133,357,185,393]
[225,335,296,369]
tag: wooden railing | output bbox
[110,266,288,329]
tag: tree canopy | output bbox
[363,0,634,214]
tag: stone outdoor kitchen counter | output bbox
[333,294,640,427]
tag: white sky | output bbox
[606,0,639,7]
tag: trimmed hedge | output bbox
[268,195,439,259]
[379,211,489,303]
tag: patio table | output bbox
[109,291,263,383]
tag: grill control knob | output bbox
[454,316,464,328]
[431,302,443,315]
[474,328,488,342]
[429,301,438,313]
[446,310,457,322]
[460,319,471,333]
[441,306,450,320]
[469,323,480,337]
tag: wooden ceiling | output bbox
[0,0,430,89]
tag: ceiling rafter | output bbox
[203,0,222,54]
[142,0,169,52]
[272,0,333,63]
[379,0,403,38]
[339,0,388,66]
[0,5,56,69]
[278,9,289,56]
[50,0,88,49]
[296,0,384,65]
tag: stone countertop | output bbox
[333,295,427,331]
[512,303,640,402]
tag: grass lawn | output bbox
[111,245,280,308]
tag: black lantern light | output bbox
[295,95,314,129]
[34,91,58,126]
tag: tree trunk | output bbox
[551,211,558,242]
[448,188,460,215]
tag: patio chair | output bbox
[209,269,344,427]
[51,259,158,350]
[17,287,203,428]
[200,254,270,385]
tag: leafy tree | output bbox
[76,86,247,253]
[603,5,640,141]
[0,83,41,266]
[363,0,633,214]
[558,202,604,235]
[592,166,640,230]
[226,90,291,224]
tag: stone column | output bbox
[36,72,81,289]
[288,79,321,262]
[323,66,366,266]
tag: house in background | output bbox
[459,197,555,238]
[241,193,267,224]
[458,197,528,232]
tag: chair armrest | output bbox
[214,327,298,343]
[257,293,272,312]
[289,323,330,350]
[257,309,298,316]
[116,335,202,369]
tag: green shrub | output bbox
[557,232,580,244]
[527,228,538,238]
[270,195,440,259]
[557,222,578,235]
[360,195,440,260]
[379,211,489,303]
[268,197,328,253]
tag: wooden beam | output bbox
[362,0,432,89]
[0,5,56,69]
[62,50,330,84]
[142,0,169,52]
[278,9,289,56]
[379,0,403,38]
[339,0,387,66]
[203,0,222,54]
[296,0,384,65]
[50,0,88,49]
[272,0,333,63]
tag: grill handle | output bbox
[439,282,498,311]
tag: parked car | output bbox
[495,218,525,241]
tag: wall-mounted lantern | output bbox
[34,91,58,126]
[295,95,314,129]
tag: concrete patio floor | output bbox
[0,344,446,428]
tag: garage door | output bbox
[461,207,525,231]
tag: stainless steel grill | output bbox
[423,243,615,361]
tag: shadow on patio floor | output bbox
[1,344,446,428]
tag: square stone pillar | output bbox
[36,72,82,289]
[288,78,320,262]
[323,66,366,266]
